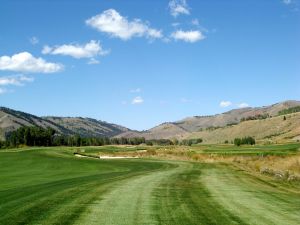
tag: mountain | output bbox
[117,100,300,140]
[0,107,130,140]
[43,117,130,138]
[0,107,72,139]
[186,112,300,143]
[1,100,300,142]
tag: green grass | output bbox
[201,164,300,225]
[0,147,170,225]
[0,146,300,224]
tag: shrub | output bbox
[234,136,255,146]
[180,138,203,146]
[240,114,270,122]
[146,139,172,146]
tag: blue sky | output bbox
[0,0,299,130]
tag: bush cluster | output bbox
[240,114,269,122]
[234,137,255,146]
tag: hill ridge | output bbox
[1,100,299,141]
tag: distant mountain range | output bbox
[1,100,300,143]
[0,107,130,139]
[118,100,300,140]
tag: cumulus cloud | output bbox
[220,101,232,107]
[0,52,63,73]
[132,96,144,104]
[29,36,39,45]
[169,0,190,17]
[171,30,205,43]
[86,9,163,40]
[42,40,108,59]
[0,75,33,86]
[238,103,250,108]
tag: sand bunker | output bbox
[74,154,88,158]
[99,156,139,159]
[74,153,138,159]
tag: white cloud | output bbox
[0,52,63,73]
[87,58,100,65]
[0,75,33,86]
[130,88,141,93]
[238,103,250,108]
[42,46,52,54]
[86,9,163,40]
[171,30,205,43]
[42,40,108,59]
[169,0,190,17]
[283,0,292,5]
[162,37,171,43]
[132,96,144,104]
[0,87,7,94]
[191,19,200,26]
[29,36,39,45]
[220,101,232,107]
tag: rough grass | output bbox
[72,143,300,181]
[201,164,300,225]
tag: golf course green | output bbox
[0,147,299,225]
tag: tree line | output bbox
[240,114,270,122]
[145,138,202,146]
[278,106,300,116]
[0,126,203,148]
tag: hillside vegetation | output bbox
[187,112,300,143]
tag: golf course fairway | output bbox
[0,147,300,225]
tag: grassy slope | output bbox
[1,147,300,224]
[187,112,300,143]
